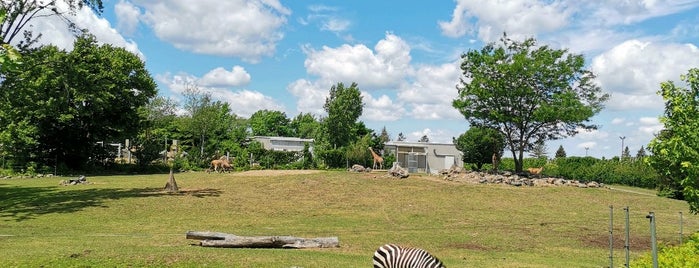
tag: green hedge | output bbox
[489,156,659,189]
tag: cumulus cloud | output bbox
[361,92,406,121]
[438,0,570,42]
[157,71,283,118]
[591,40,699,110]
[303,32,412,89]
[115,0,141,35]
[398,62,463,120]
[23,1,143,59]
[128,0,290,62]
[199,66,252,88]
[287,79,328,116]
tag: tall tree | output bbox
[290,112,319,139]
[529,139,548,158]
[249,109,291,137]
[0,33,156,169]
[647,68,699,213]
[555,145,567,158]
[323,82,364,148]
[454,127,505,171]
[1,0,104,47]
[378,126,390,144]
[453,33,609,172]
[622,146,631,160]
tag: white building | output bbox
[252,136,314,154]
[384,141,463,174]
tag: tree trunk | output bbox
[185,231,339,249]
[164,168,179,192]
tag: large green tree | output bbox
[454,127,505,171]
[0,33,156,169]
[290,112,319,139]
[323,82,364,148]
[249,109,292,137]
[453,33,609,172]
[647,68,699,213]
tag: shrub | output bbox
[631,233,699,268]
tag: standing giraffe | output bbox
[368,147,384,170]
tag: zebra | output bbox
[373,244,446,268]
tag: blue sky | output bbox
[28,0,699,159]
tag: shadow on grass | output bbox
[0,184,222,222]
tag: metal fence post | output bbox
[624,207,630,268]
[609,205,614,268]
[646,212,658,268]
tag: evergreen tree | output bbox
[555,145,567,158]
[418,135,429,142]
[622,146,631,160]
[529,140,548,158]
[397,132,406,141]
[636,146,646,159]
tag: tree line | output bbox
[1,2,697,213]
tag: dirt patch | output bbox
[580,233,652,251]
[230,170,322,177]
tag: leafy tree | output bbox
[249,109,292,137]
[647,68,699,213]
[290,113,319,139]
[1,0,103,47]
[179,85,240,165]
[323,82,364,148]
[0,33,156,170]
[418,135,429,142]
[453,33,609,172]
[529,139,548,158]
[555,145,567,158]
[454,127,505,171]
[636,146,646,159]
[397,132,406,141]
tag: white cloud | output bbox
[638,117,662,136]
[303,32,412,89]
[438,0,570,42]
[130,0,290,62]
[157,72,283,118]
[287,79,328,116]
[592,40,699,110]
[361,92,406,121]
[24,1,143,59]
[399,62,463,120]
[115,0,141,35]
[577,141,597,150]
[199,66,251,88]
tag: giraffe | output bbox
[368,147,384,170]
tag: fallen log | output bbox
[185,231,339,249]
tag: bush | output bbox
[631,233,699,268]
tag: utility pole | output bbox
[585,147,589,156]
[619,136,626,160]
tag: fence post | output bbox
[609,205,614,268]
[624,206,630,268]
[646,212,658,268]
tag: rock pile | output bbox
[441,167,604,188]
[387,163,409,179]
[59,175,90,186]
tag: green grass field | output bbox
[1,170,697,267]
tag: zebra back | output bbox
[373,244,445,268]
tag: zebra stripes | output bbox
[373,244,446,268]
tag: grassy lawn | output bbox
[1,170,697,267]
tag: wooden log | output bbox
[185,231,339,249]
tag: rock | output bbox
[387,163,409,179]
[349,164,366,172]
